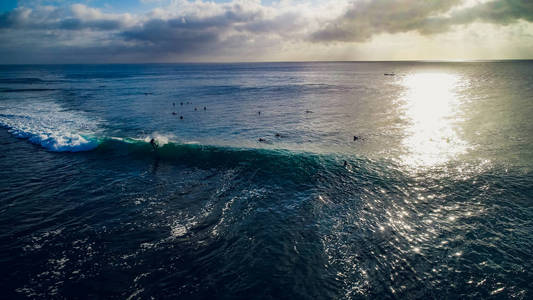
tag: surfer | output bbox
[344,160,348,167]
[353,136,359,141]
[204,106,207,111]
[150,138,158,151]
[258,111,261,115]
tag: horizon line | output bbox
[1,58,532,66]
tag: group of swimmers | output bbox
[171,101,207,119]
[153,102,361,167]
[258,135,360,143]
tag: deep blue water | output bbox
[0,62,532,299]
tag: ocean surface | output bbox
[0,62,532,299]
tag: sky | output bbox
[0,0,532,63]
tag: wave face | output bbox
[1,62,533,299]
[3,129,532,299]
[0,101,100,152]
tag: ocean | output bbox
[0,62,532,299]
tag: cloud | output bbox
[428,0,533,31]
[0,0,532,63]
[0,1,301,62]
[311,0,533,42]
[119,2,271,57]
[0,4,134,31]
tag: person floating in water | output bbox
[204,106,207,111]
[172,112,177,115]
[353,136,359,141]
[344,160,348,167]
[258,138,266,142]
[172,102,175,106]
[180,102,183,106]
[180,116,183,119]
[258,111,261,115]
[194,107,197,111]
[150,138,158,151]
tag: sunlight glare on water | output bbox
[1,63,532,299]
[400,72,469,167]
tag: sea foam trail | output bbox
[0,101,100,152]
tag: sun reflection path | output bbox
[400,72,469,167]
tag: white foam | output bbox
[142,133,173,146]
[0,101,100,152]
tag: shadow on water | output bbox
[151,154,160,174]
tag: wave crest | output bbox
[0,102,100,152]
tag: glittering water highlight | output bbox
[0,62,532,299]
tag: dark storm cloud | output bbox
[0,5,130,31]
[121,19,220,53]
[0,8,28,28]
[311,0,533,42]
[311,0,463,42]
[431,0,533,30]
[121,7,261,47]
[117,5,268,56]
[58,18,124,30]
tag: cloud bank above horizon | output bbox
[0,0,532,63]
